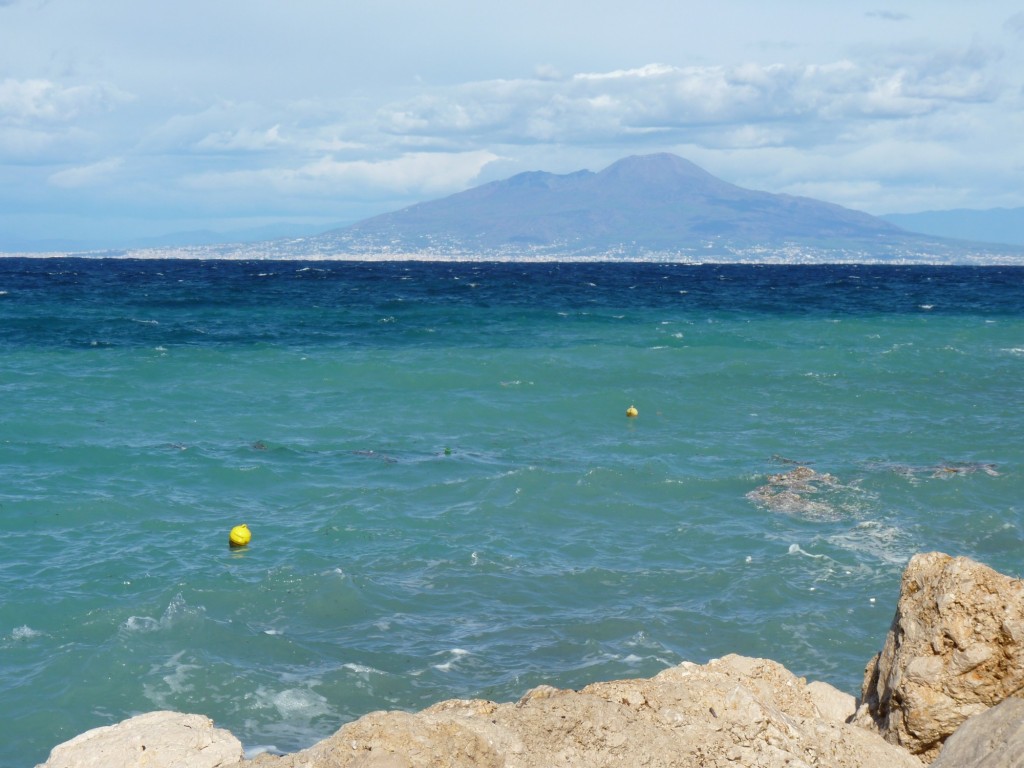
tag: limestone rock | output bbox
[853,552,1024,762]
[37,711,243,768]
[932,697,1024,768]
[232,654,921,768]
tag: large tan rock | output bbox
[37,711,243,768]
[932,697,1024,768]
[853,552,1024,762]
[232,655,921,768]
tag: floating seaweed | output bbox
[747,466,850,521]
[863,460,1000,481]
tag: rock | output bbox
[932,697,1024,768]
[853,552,1024,762]
[806,680,857,725]
[745,466,847,520]
[230,655,921,768]
[37,711,243,768]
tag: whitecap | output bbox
[142,650,202,708]
[123,616,162,633]
[122,593,204,633]
[11,625,44,640]
[787,543,826,559]
[268,688,332,720]
[826,520,913,566]
[432,647,470,672]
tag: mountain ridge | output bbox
[320,152,924,256]
[7,153,1023,262]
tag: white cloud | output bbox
[0,78,130,123]
[370,49,1006,155]
[195,124,287,152]
[183,150,502,198]
[48,157,124,188]
[573,63,678,81]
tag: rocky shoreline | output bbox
[38,552,1024,768]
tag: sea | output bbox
[2,257,1022,767]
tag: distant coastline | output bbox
[2,246,1024,265]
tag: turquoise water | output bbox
[2,259,1022,766]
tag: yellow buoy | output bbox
[229,523,251,548]
[626,405,638,418]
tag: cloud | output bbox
[373,52,1003,153]
[183,150,502,198]
[194,124,287,152]
[866,10,910,22]
[48,157,124,188]
[0,78,131,123]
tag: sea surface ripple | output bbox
[1,259,1022,766]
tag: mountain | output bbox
[882,208,1024,247]
[50,153,1020,263]
[309,153,998,261]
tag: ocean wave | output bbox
[121,593,205,634]
[9,625,44,641]
[826,520,915,567]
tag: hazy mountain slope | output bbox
[325,153,909,252]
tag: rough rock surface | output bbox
[37,711,243,768]
[931,697,1024,768]
[228,654,920,768]
[853,552,1024,762]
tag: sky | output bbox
[2,1,1023,249]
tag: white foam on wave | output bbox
[826,520,913,566]
[10,625,44,640]
[270,688,332,720]
[121,593,204,634]
[787,543,827,559]
[432,647,471,672]
[142,650,202,709]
